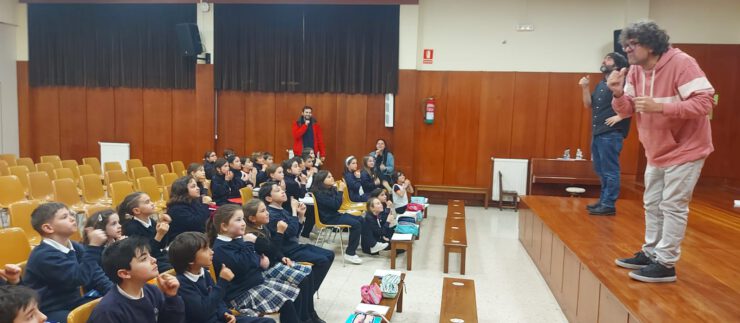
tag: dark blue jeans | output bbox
[591,131,623,208]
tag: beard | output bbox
[600,64,616,73]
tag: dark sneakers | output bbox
[589,205,616,216]
[586,202,600,211]
[615,251,652,269]
[628,262,677,283]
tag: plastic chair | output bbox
[126,159,143,178]
[170,161,186,176]
[0,160,9,176]
[16,158,35,171]
[0,227,33,268]
[306,192,350,265]
[27,171,54,201]
[137,177,165,211]
[82,157,103,176]
[103,161,123,174]
[0,154,17,166]
[8,166,31,194]
[40,155,62,169]
[131,167,151,189]
[8,200,43,246]
[35,162,55,179]
[105,170,129,189]
[52,178,88,214]
[110,181,135,209]
[152,164,170,186]
[239,187,253,206]
[0,176,27,209]
[54,168,75,183]
[85,205,113,219]
[61,160,81,179]
[78,164,95,177]
[80,174,112,206]
[67,298,101,323]
[161,173,179,189]
[338,179,366,214]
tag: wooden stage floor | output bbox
[519,189,740,322]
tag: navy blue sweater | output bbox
[123,218,173,272]
[212,238,263,303]
[211,174,241,205]
[166,198,211,241]
[344,171,367,202]
[312,189,343,224]
[88,283,185,323]
[23,241,112,314]
[175,271,231,323]
[252,226,286,265]
[266,206,302,253]
[283,174,307,214]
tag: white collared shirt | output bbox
[42,238,75,254]
[117,285,144,300]
[184,268,205,283]
[216,234,233,242]
[134,217,152,228]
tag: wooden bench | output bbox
[368,272,406,320]
[444,200,468,274]
[439,277,478,323]
[416,185,490,209]
[390,236,413,270]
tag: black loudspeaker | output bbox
[176,23,203,57]
[613,29,625,56]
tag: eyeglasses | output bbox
[622,41,640,52]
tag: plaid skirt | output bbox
[262,262,311,286]
[230,279,300,315]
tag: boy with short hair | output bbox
[88,237,185,323]
[0,285,48,323]
[22,202,113,322]
[168,232,274,323]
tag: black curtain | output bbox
[215,4,399,94]
[29,4,196,89]
[215,5,304,92]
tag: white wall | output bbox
[649,0,740,44]
[0,0,19,155]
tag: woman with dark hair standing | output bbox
[369,139,394,190]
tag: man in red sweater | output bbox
[292,106,326,161]
[608,21,714,283]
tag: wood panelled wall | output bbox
[16,43,739,187]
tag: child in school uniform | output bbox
[166,176,212,242]
[83,209,126,252]
[207,204,303,323]
[0,285,47,323]
[119,192,174,272]
[282,158,308,215]
[168,232,274,323]
[391,171,414,214]
[22,202,113,323]
[343,156,370,202]
[88,237,185,323]
[361,197,391,255]
[211,158,242,206]
[187,162,213,201]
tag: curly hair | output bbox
[619,21,670,55]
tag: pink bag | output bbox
[406,203,424,212]
[360,283,382,305]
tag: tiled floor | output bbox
[268,205,567,323]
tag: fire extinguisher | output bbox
[424,97,435,124]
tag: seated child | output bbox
[168,232,274,323]
[0,285,47,323]
[211,158,242,206]
[391,171,414,214]
[360,197,391,255]
[83,209,126,249]
[207,205,302,323]
[88,237,185,323]
[23,202,113,323]
[119,192,173,272]
[166,176,212,241]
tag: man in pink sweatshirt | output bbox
[608,21,714,283]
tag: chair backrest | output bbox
[85,205,113,219]
[53,168,75,183]
[8,166,30,193]
[0,176,27,207]
[161,172,178,188]
[126,159,143,177]
[103,161,123,173]
[35,162,55,179]
[137,177,162,203]
[239,187,253,205]
[53,178,82,207]
[110,181,135,209]
[27,171,54,201]
[61,160,81,179]
[67,297,101,323]
[0,154,17,166]
[171,161,186,176]
[105,170,129,188]
[40,155,61,164]
[8,200,42,245]
[16,157,35,171]
[82,157,102,175]
[0,227,33,265]
[80,174,106,204]
[78,164,95,176]
[306,192,327,228]
[0,160,9,176]
[131,167,151,189]
[152,164,169,186]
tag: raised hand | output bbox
[219,264,234,282]
[607,68,628,97]
[259,255,269,269]
[157,273,180,297]
[276,220,288,234]
[87,228,108,247]
[634,96,663,113]
[0,264,22,285]
[243,233,257,243]
[578,75,590,88]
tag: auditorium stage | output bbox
[518,193,740,323]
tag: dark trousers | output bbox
[324,214,363,256]
[284,244,334,293]
[591,131,624,208]
[301,208,315,238]
[294,273,315,321]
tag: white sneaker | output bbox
[370,242,389,253]
[344,254,363,264]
